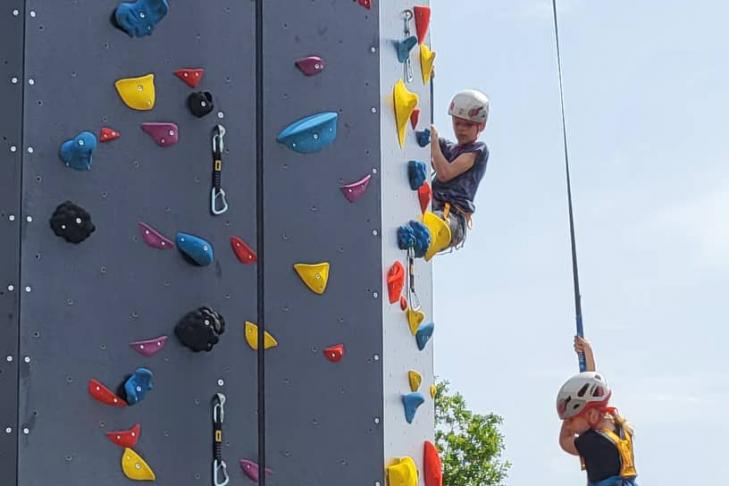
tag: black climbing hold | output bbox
[50,201,96,244]
[175,306,225,352]
[187,91,214,118]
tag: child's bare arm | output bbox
[559,420,579,456]
[574,336,596,372]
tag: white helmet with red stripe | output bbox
[448,89,489,124]
[556,371,612,420]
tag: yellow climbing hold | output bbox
[294,262,330,295]
[422,211,452,261]
[408,371,422,392]
[406,308,425,335]
[420,44,436,84]
[430,384,437,399]
[387,456,419,486]
[115,74,156,111]
[245,321,278,350]
[393,79,419,148]
[121,448,156,481]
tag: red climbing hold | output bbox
[387,261,405,304]
[418,182,432,213]
[424,441,443,486]
[414,6,432,45]
[230,236,257,264]
[400,296,408,311]
[410,107,421,129]
[357,0,371,9]
[88,379,126,408]
[174,68,205,88]
[106,424,141,448]
[100,127,121,143]
[323,344,345,363]
[295,56,326,76]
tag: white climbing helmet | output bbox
[556,371,612,420]
[448,89,489,124]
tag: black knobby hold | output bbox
[50,201,96,244]
[175,306,226,352]
[188,91,214,118]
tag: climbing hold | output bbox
[402,392,425,424]
[407,308,425,335]
[124,368,153,405]
[231,236,257,264]
[176,232,214,266]
[323,344,345,363]
[113,0,169,38]
[141,122,179,147]
[423,441,443,486]
[415,322,434,351]
[408,371,422,392]
[59,131,97,171]
[106,424,141,448]
[115,74,155,111]
[244,322,278,350]
[175,306,225,352]
[340,174,372,203]
[400,296,408,311]
[416,129,431,147]
[129,335,168,357]
[408,160,428,190]
[174,68,204,88]
[122,448,156,481]
[386,457,418,486]
[430,384,437,399]
[295,56,326,76]
[395,36,418,64]
[138,222,173,250]
[422,211,452,261]
[294,262,330,295]
[88,379,127,407]
[240,459,272,482]
[50,201,95,244]
[277,112,338,154]
[187,91,214,118]
[393,80,419,148]
[420,44,436,84]
[100,127,121,143]
[410,107,421,129]
[397,221,431,258]
[414,6,431,44]
[387,261,405,304]
[357,0,372,9]
[418,182,432,213]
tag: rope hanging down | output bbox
[550,0,587,372]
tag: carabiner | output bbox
[212,125,226,154]
[406,247,422,311]
[211,187,229,215]
[211,125,229,215]
[402,10,415,82]
[213,460,229,486]
[213,393,225,424]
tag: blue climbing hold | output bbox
[59,131,97,171]
[408,160,428,190]
[113,0,169,38]
[395,36,418,63]
[416,322,434,351]
[124,368,153,405]
[277,112,338,154]
[397,221,431,258]
[402,392,425,424]
[416,129,431,147]
[176,232,214,266]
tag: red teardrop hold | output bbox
[418,182,432,213]
[106,423,141,448]
[323,344,345,363]
[400,296,408,312]
[414,6,432,45]
[410,107,421,129]
[230,236,257,264]
[387,261,405,304]
[100,127,121,143]
[88,379,127,407]
[357,0,371,10]
[424,440,443,486]
[174,68,205,88]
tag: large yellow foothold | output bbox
[245,321,278,350]
[406,308,425,335]
[422,211,452,261]
[408,371,422,392]
[393,80,419,148]
[387,457,419,486]
[420,44,436,85]
[294,262,330,295]
[121,448,156,481]
[115,74,156,111]
[430,384,437,399]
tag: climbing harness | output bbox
[212,393,229,486]
[211,125,229,216]
[406,248,422,312]
[402,10,415,83]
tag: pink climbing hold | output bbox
[129,336,168,357]
[240,459,272,482]
[231,236,257,264]
[100,127,121,143]
[323,344,345,363]
[174,68,205,88]
[141,122,179,147]
[340,174,372,203]
[138,222,174,250]
[410,107,421,129]
[295,56,326,76]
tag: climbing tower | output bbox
[0,1,439,485]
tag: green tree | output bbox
[434,380,510,486]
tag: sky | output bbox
[431,1,729,484]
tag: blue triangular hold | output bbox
[176,232,214,266]
[402,392,425,424]
[395,36,418,63]
[124,368,154,405]
[416,322,434,350]
[59,131,97,171]
[113,0,169,38]
[277,112,338,154]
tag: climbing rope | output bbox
[550,0,587,372]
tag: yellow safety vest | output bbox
[580,425,637,479]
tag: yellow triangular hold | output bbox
[115,74,156,111]
[422,211,452,261]
[408,371,422,392]
[294,262,330,295]
[420,44,436,85]
[386,457,419,486]
[393,80,419,148]
[406,308,425,335]
[430,384,437,399]
[245,321,278,350]
[121,448,156,481]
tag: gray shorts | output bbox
[432,210,467,249]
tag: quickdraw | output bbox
[212,393,229,486]
[406,247,422,312]
[402,10,415,83]
[211,125,229,216]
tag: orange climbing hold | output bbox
[418,182,432,213]
[230,236,257,264]
[106,424,141,448]
[174,68,204,88]
[414,6,431,44]
[387,261,405,304]
[423,441,443,486]
[100,127,121,143]
[88,379,126,407]
[393,80,419,148]
[400,296,408,311]
[357,0,371,9]
[323,344,345,363]
[410,107,421,129]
